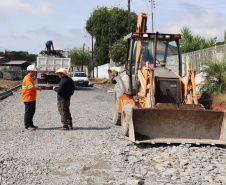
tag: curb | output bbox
[0,84,22,100]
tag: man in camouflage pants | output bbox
[57,100,72,129]
[53,68,75,130]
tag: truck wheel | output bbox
[112,84,122,125]
[121,104,135,137]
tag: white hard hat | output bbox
[55,68,69,76]
[27,65,37,71]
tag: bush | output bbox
[212,93,226,105]
[200,58,226,100]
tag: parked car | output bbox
[71,72,89,87]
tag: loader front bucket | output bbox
[129,106,226,145]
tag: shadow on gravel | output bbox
[38,87,94,91]
[75,87,94,91]
[136,143,181,149]
[74,126,110,130]
[38,127,62,130]
[38,126,110,131]
[136,143,226,149]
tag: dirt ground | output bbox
[89,78,113,87]
[0,79,22,92]
[211,101,226,113]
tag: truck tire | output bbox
[112,84,122,125]
[121,104,135,137]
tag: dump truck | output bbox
[111,13,226,145]
[36,51,71,89]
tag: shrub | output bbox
[200,58,226,100]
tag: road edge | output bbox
[0,84,22,100]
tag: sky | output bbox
[0,0,226,54]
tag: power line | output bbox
[155,1,226,9]
[157,1,226,6]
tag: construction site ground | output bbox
[0,79,22,93]
[0,84,226,184]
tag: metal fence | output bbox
[182,44,226,76]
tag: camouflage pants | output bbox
[57,100,72,127]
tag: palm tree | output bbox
[180,27,193,53]
[200,58,226,99]
[180,27,215,54]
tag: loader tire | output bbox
[121,104,135,137]
[112,84,122,125]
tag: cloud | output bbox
[8,34,29,40]
[157,7,226,41]
[0,12,7,21]
[28,27,63,38]
[0,0,55,17]
[24,26,92,53]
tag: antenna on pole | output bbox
[128,0,131,33]
[151,0,155,33]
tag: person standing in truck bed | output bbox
[45,40,54,55]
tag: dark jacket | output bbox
[54,76,75,100]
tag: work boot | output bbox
[30,125,38,129]
[59,126,69,131]
[68,125,73,130]
[25,125,37,130]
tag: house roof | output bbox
[0,57,8,65]
[2,60,30,66]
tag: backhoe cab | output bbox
[124,32,183,102]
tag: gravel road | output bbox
[0,85,226,185]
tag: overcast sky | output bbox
[0,0,225,54]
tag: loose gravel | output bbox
[0,85,226,185]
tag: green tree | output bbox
[67,47,91,71]
[109,38,127,66]
[216,41,224,46]
[86,7,137,65]
[0,51,4,57]
[224,29,226,44]
[1,50,36,62]
[180,27,214,53]
[200,58,226,99]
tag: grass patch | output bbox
[212,93,226,105]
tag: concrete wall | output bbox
[93,63,125,79]
[94,63,110,79]
[3,70,27,80]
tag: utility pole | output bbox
[82,43,85,71]
[151,0,154,33]
[92,31,94,78]
[128,0,131,33]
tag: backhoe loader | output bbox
[111,13,226,145]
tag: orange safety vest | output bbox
[22,75,37,102]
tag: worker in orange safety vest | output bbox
[22,65,42,130]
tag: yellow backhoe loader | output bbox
[111,13,226,145]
